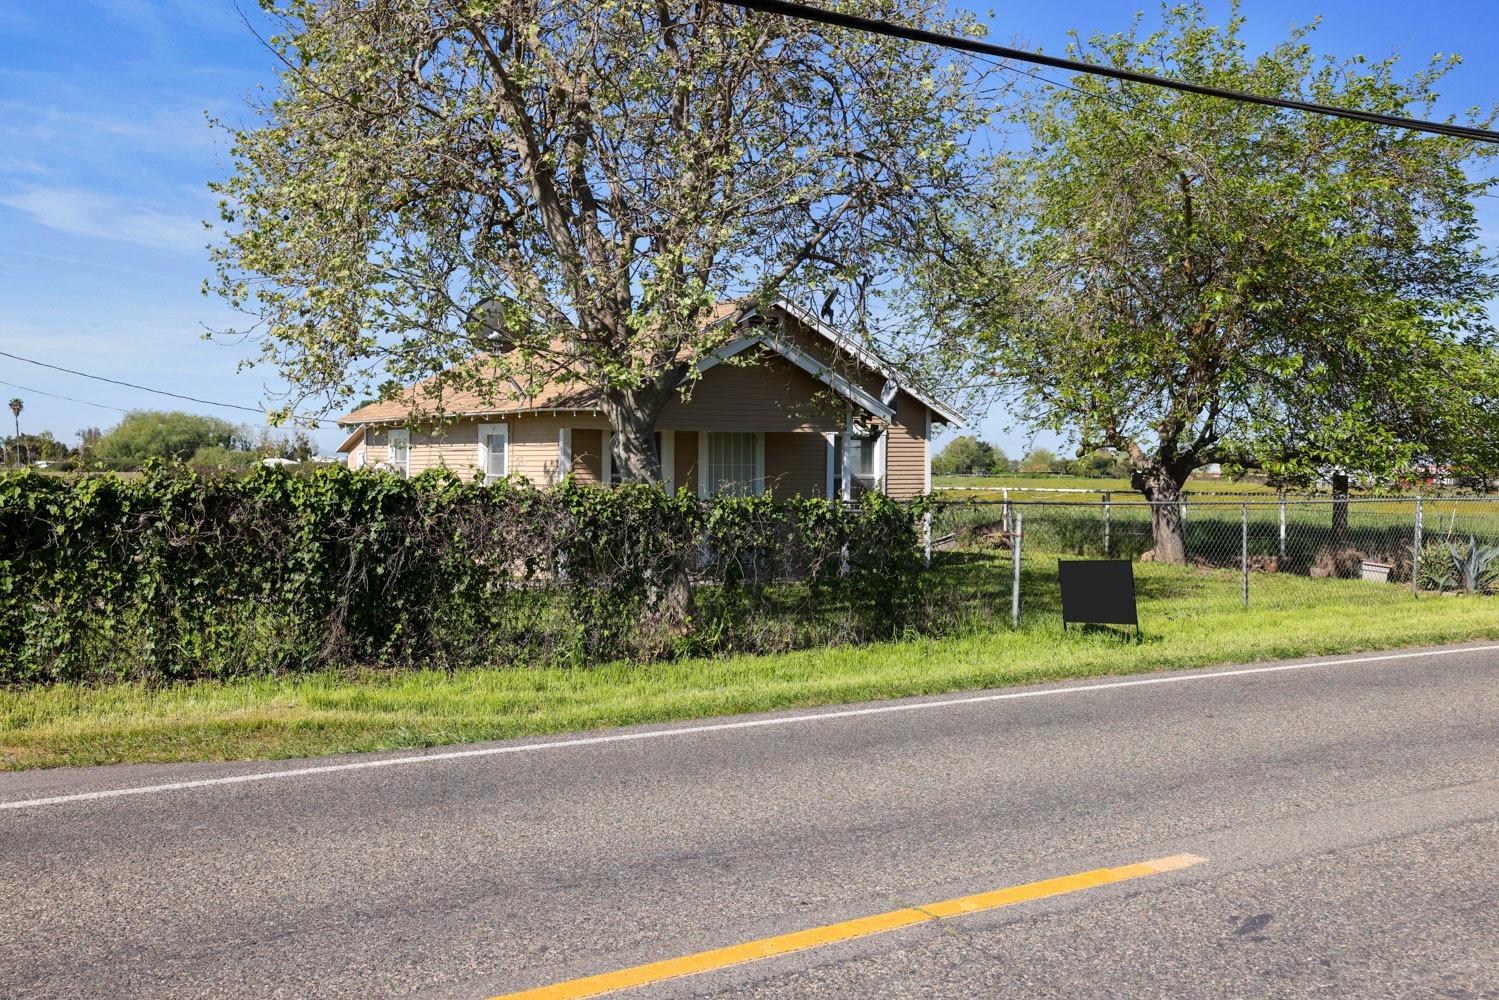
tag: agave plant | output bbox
[1445,535,1499,594]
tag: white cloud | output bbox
[0,186,207,251]
[0,100,222,161]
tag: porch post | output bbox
[841,406,854,502]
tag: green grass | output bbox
[5,551,1497,771]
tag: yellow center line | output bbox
[488,853,1206,1000]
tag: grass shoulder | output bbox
[4,562,1495,770]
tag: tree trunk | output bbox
[1134,465,1189,564]
[600,387,667,484]
[599,383,693,632]
[1330,471,1350,546]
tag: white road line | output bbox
[3,643,1495,812]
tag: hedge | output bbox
[0,465,931,684]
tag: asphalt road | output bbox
[2,642,1497,999]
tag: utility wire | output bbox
[0,379,130,413]
[719,0,1499,144]
[0,349,325,425]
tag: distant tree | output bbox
[93,411,238,466]
[75,426,102,459]
[234,425,317,462]
[7,398,20,468]
[932,435,1006,476]
[3,432,71,463]
[285,431,315,462]
[1067,448,1129,479]
[915,2,1499,561]
[1017,448,1059,475]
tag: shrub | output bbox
[1444,534,1499,594]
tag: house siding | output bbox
[410,423,479,477]
[509,415,571,485]
[363,428,390,468]
[884,392,931,499]
[658,353,843,433]
[764,431,826,498]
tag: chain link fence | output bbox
[928,496,1499,627]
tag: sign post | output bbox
[1102,491,1112,557]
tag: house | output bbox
[335,299,963,500]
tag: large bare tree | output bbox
[212,0,992,479]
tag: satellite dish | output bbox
[879,378,899,407]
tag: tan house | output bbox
[335,299,962,500]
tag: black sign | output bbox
[1058,559,1139,633]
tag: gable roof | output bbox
[336,298,963,430]
[764,299,967,427]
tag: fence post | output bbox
[1278,492,1287,560]
[1412,496,1423,597]
[922,510,932,568]
[1011,508,1023,628]
[1002,487,1011,533]
[1241,502,1249,609]
[1102,491,1112,557]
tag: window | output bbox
[387,429,410,478]
[849,436,877,482]
[477,423,508,483]
[706,432,760,497]
[828,431,883,498]
[607,431,663,486]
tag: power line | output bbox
[0,379,130,413]
[0,349,325,425]
[719,0,1499,144]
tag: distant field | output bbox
[934,474,1276,495]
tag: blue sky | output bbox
[1,1,1495,457]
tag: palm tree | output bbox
[8,398,21,468]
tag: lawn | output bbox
[5,550,1496,770]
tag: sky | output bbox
[1,0,1496,457]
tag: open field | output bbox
[934,494,1499,564]
[934,474,1276,494]
[5,548,1496,770]
[930,474,1499,498]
